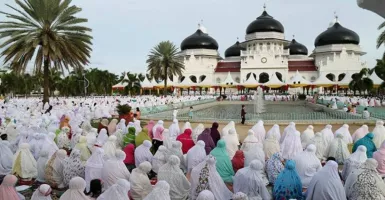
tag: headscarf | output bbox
[74,136,91,162]
[244,143,265,167]
[187,140,207,173]
[85,148,105,192]
[59,177,89,200]
[152,145,167,173]
[168,141,186,170]
[305,161,347,200]
[263,133,280,159]
[321,124,334,148]
[273,160,303,200]
[103,135,118,159]
[241,129,259,152]
[345,158,385,200]
[107,119,118,135]
[101,150,131,190]
[292,144,322,188]
[158,155,191,200]
[197,128,216,155]
[123,127,136,147]
[36,150,49,183]
[373,120,385,148]
[301,125,314,148]
[251,120,266,142]
[31,184,52,200]
[135,127,151,147]
[134,140,153,167]
[97,179,130,200]
[153,126,164,141]
[311,132,327,160]
[192,123,205,144]
[280,122,296,144]
[233,160,270,200]
[189,155,233,200]
[210,122,221,145]
[374,141,385,175]
[152,120,164,139]
[222,128,239,159]
[12,143,38,179]
[45,149,67,188]
[168,119,180,141]
[352,132,377,158]
[63,149,85,187]
[143,180,171,200]
[266,124,281,142]
[134,120,142,135]
[123,143,135,165]
[130,161,153,199]
[146,120,155,139]
[181,122,192,133]
[352,125,369,143]
[98,118,109,134]
[96,128,109,146]
[266,152,284,185]
[342,145,367,181]
[231,150,245,173]
[177,128,195,154]
[40,132,59,159]
[0,140,13,175]
[280,130,302,160]
[162,129,172,149]
[335,124,353,144]
[325,132,351,164]
[196,190,215,200]
[210,140,235,183]
[0,175,20,200]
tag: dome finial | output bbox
[237,37,239,41]
[292,34,295,39]
[198,20,208,34]
[263,3,266,11]
[334,11,338,20]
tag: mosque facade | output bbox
[176,7,367,87]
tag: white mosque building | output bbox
[175,6,367,89]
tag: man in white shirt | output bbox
[362,107,370,119]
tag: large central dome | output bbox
[246,10,284,34]
[314,22,360,47]
[180,29,219,51]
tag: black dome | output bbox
[225,41,246,57]
[284,39,308,55]
[180,29,219,51]
[246,11,284,34]
[314,22,360,47]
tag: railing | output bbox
[316,99,385,120]
[141,99,216,116]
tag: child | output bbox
[188,106,193,121]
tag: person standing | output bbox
[241,105,246,124]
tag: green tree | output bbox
[146,41,184,95]
[370,59,385,81]
[349,68,374,95]
[0,0,92,103]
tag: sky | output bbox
[0,0,384,75]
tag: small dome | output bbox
[224,41,246,57]
[180,29,219,51]
[314,22,360,47]
[284,39,308,55]
[246,10,284,34]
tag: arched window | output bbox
[338,73,346,81]
[326,73,335,81]
[235,77,240,83]
[179,76,185,83]
[189,75,197,83]
[199,75,206,82]
[275,72,283,81]
[259,73,269,83]
[311,76,316,81]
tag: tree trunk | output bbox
[43,58,50,104]
[163,66,168,96]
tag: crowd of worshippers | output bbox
[1,116,385,200]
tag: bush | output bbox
[298,94,306,100]
[116,104,131,116]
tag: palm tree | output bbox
[122,73,141,96]
[0,0,92,103]
[147,41,184,95]
[378,21,385,59]
[370,59,385,81]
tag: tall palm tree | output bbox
[0,0,92,103]
[377,21,385,59]
[146,41,184,95]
